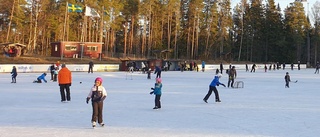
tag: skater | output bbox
[49,63,56,81]
[147,68,151,79]
[245,64,249,72]
[150,78,162,109]
[203,74,225,103]
[58,64,72,102]
[33,73,47,83]
[264,64,267,72]
[10,66,17,83]
[86,77,107,127]
[291,63,294,70]
[220,62,223,74]
[215,68,220,75]
[298,61,300,70]
[282,63,286,70]
[285,72,291,88]
[53,69,58,82]
[227,66,237,88]
[88,61,94,73]
[315,61,319,74]
[251,64,256,72]
[201,61,205,72]
[154,66,162,78]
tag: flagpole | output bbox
[63,2,68,41]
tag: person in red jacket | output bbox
[58,64,72,102]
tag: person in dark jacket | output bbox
[88,61,94,73]
[154,66,162,78]
[49,63,56,81]
[203,74,225,103]
[251,64,256,72]
[86,77,107,127]
[228,66,237,88]
[33,73,48,83]
[11,66,17,83]
[220,63,223,74]
[150,78,163,109]
[285,72,291,88]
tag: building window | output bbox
[65,45,77,51]
[87,46,98,51]
[55,45,58,51]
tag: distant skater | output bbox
[227,66,237,88]
[88,61,94,73]
[251,64,256,73]
[11,66,17,83]
[285,72,291,88]
[203,74,225,103]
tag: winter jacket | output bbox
[152,83,162,95]
[228,68,237,79]
[37,74,47,83]
[58,67,72,85]
[154,66,162,74]
[285,75,290,82]
[87,86,107,102]
[11,68,17,77]
[209,76,223,87]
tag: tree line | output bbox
[1,0,320,66]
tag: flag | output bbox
[85,6,100,18]
[295,0,307,2]
[68,3,83,12]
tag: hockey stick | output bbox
[290,80,298,83]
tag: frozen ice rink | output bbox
[0,68,319,137]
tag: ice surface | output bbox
[0,68,319,137]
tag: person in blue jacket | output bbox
[201,61,205,72]
[203,73,225,103]
[33,73,47,83]
[150,78,162,109]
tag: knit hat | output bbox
[156,78,162,83]
[216,73,222,78]
[95,77,103,83]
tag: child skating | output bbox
[86,77,107,127]
[33,73,47,83]
[150,78,162,109]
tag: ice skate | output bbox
[203,99,208,103]
[99,123,105,127]
[92,121,96,127]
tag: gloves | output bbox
[151,88,154,90]
[150,91,154,95]
[69,83,72,86]
[100,96,106,102]
[86,97,90,104]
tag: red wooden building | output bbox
[50,41,103,58]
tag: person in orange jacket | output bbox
[58,64,72,102]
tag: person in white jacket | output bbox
[86,77,107,127]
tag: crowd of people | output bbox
[7,59,318,128]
